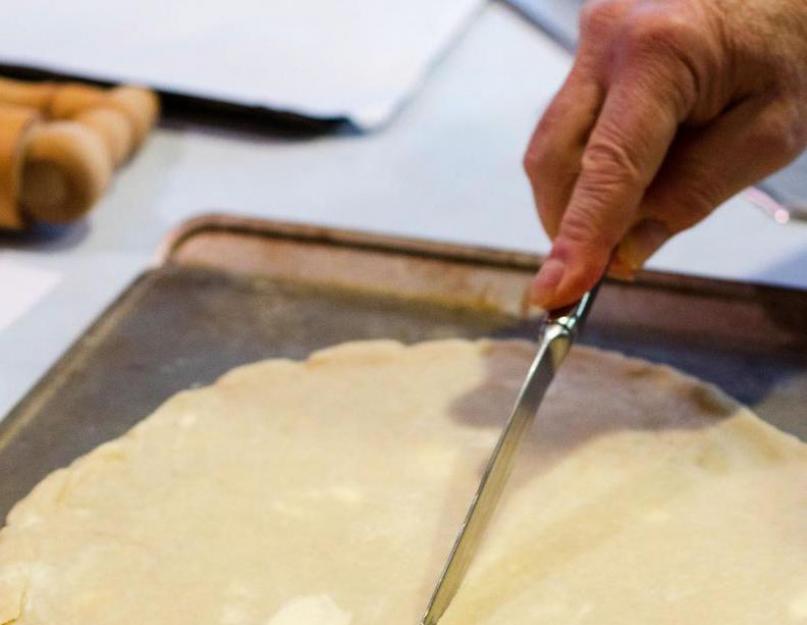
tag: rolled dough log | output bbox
[20,122,112,224]
[0,340,804,624]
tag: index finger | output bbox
[531,64,686,308]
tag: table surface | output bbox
[2,2,806,420]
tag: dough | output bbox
[0,340,804,624]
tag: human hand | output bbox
[524,0,807,309]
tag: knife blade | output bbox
[421,285,600,625]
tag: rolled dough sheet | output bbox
[0,340,805,624]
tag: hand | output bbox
[524,0,807,309]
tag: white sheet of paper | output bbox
[0,256,61,333]
[0,0,482,129]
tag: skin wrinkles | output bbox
[525,0,807,308]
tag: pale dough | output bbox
[0,340,805,624]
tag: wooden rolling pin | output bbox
[0,78,159,163]
[0,78,159,227]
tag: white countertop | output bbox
[2,3,806,420]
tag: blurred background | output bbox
[0,0,805,418]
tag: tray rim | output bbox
[159,212,807,304]
[3,213,807,503]
[0,269,163,449]
[5,213,807,435]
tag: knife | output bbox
[421,284,601,625]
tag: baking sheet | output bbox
[2,215,805,518]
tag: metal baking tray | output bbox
[2,214,806,518]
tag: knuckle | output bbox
[523,124,553,181]
[581,137,644,188]
[557,201,617,251]
[580,0,626,38]
[753,100,807,162]
[522,150,535,177]
[523,137,546,171]
[523,145,547,183]
[559,210,601,246]
[616,10,704,117]
[523,119,560,182]
[622,11,699,56]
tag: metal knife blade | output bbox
[421,286,600,625]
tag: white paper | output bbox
[0,256,61,333]
[1,0,483,129]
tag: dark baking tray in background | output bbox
[2,215,806,518]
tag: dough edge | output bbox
[0,338,803,623]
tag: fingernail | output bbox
[607,254,637,281]
[619,220,670,270]
[531,257,565,307]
